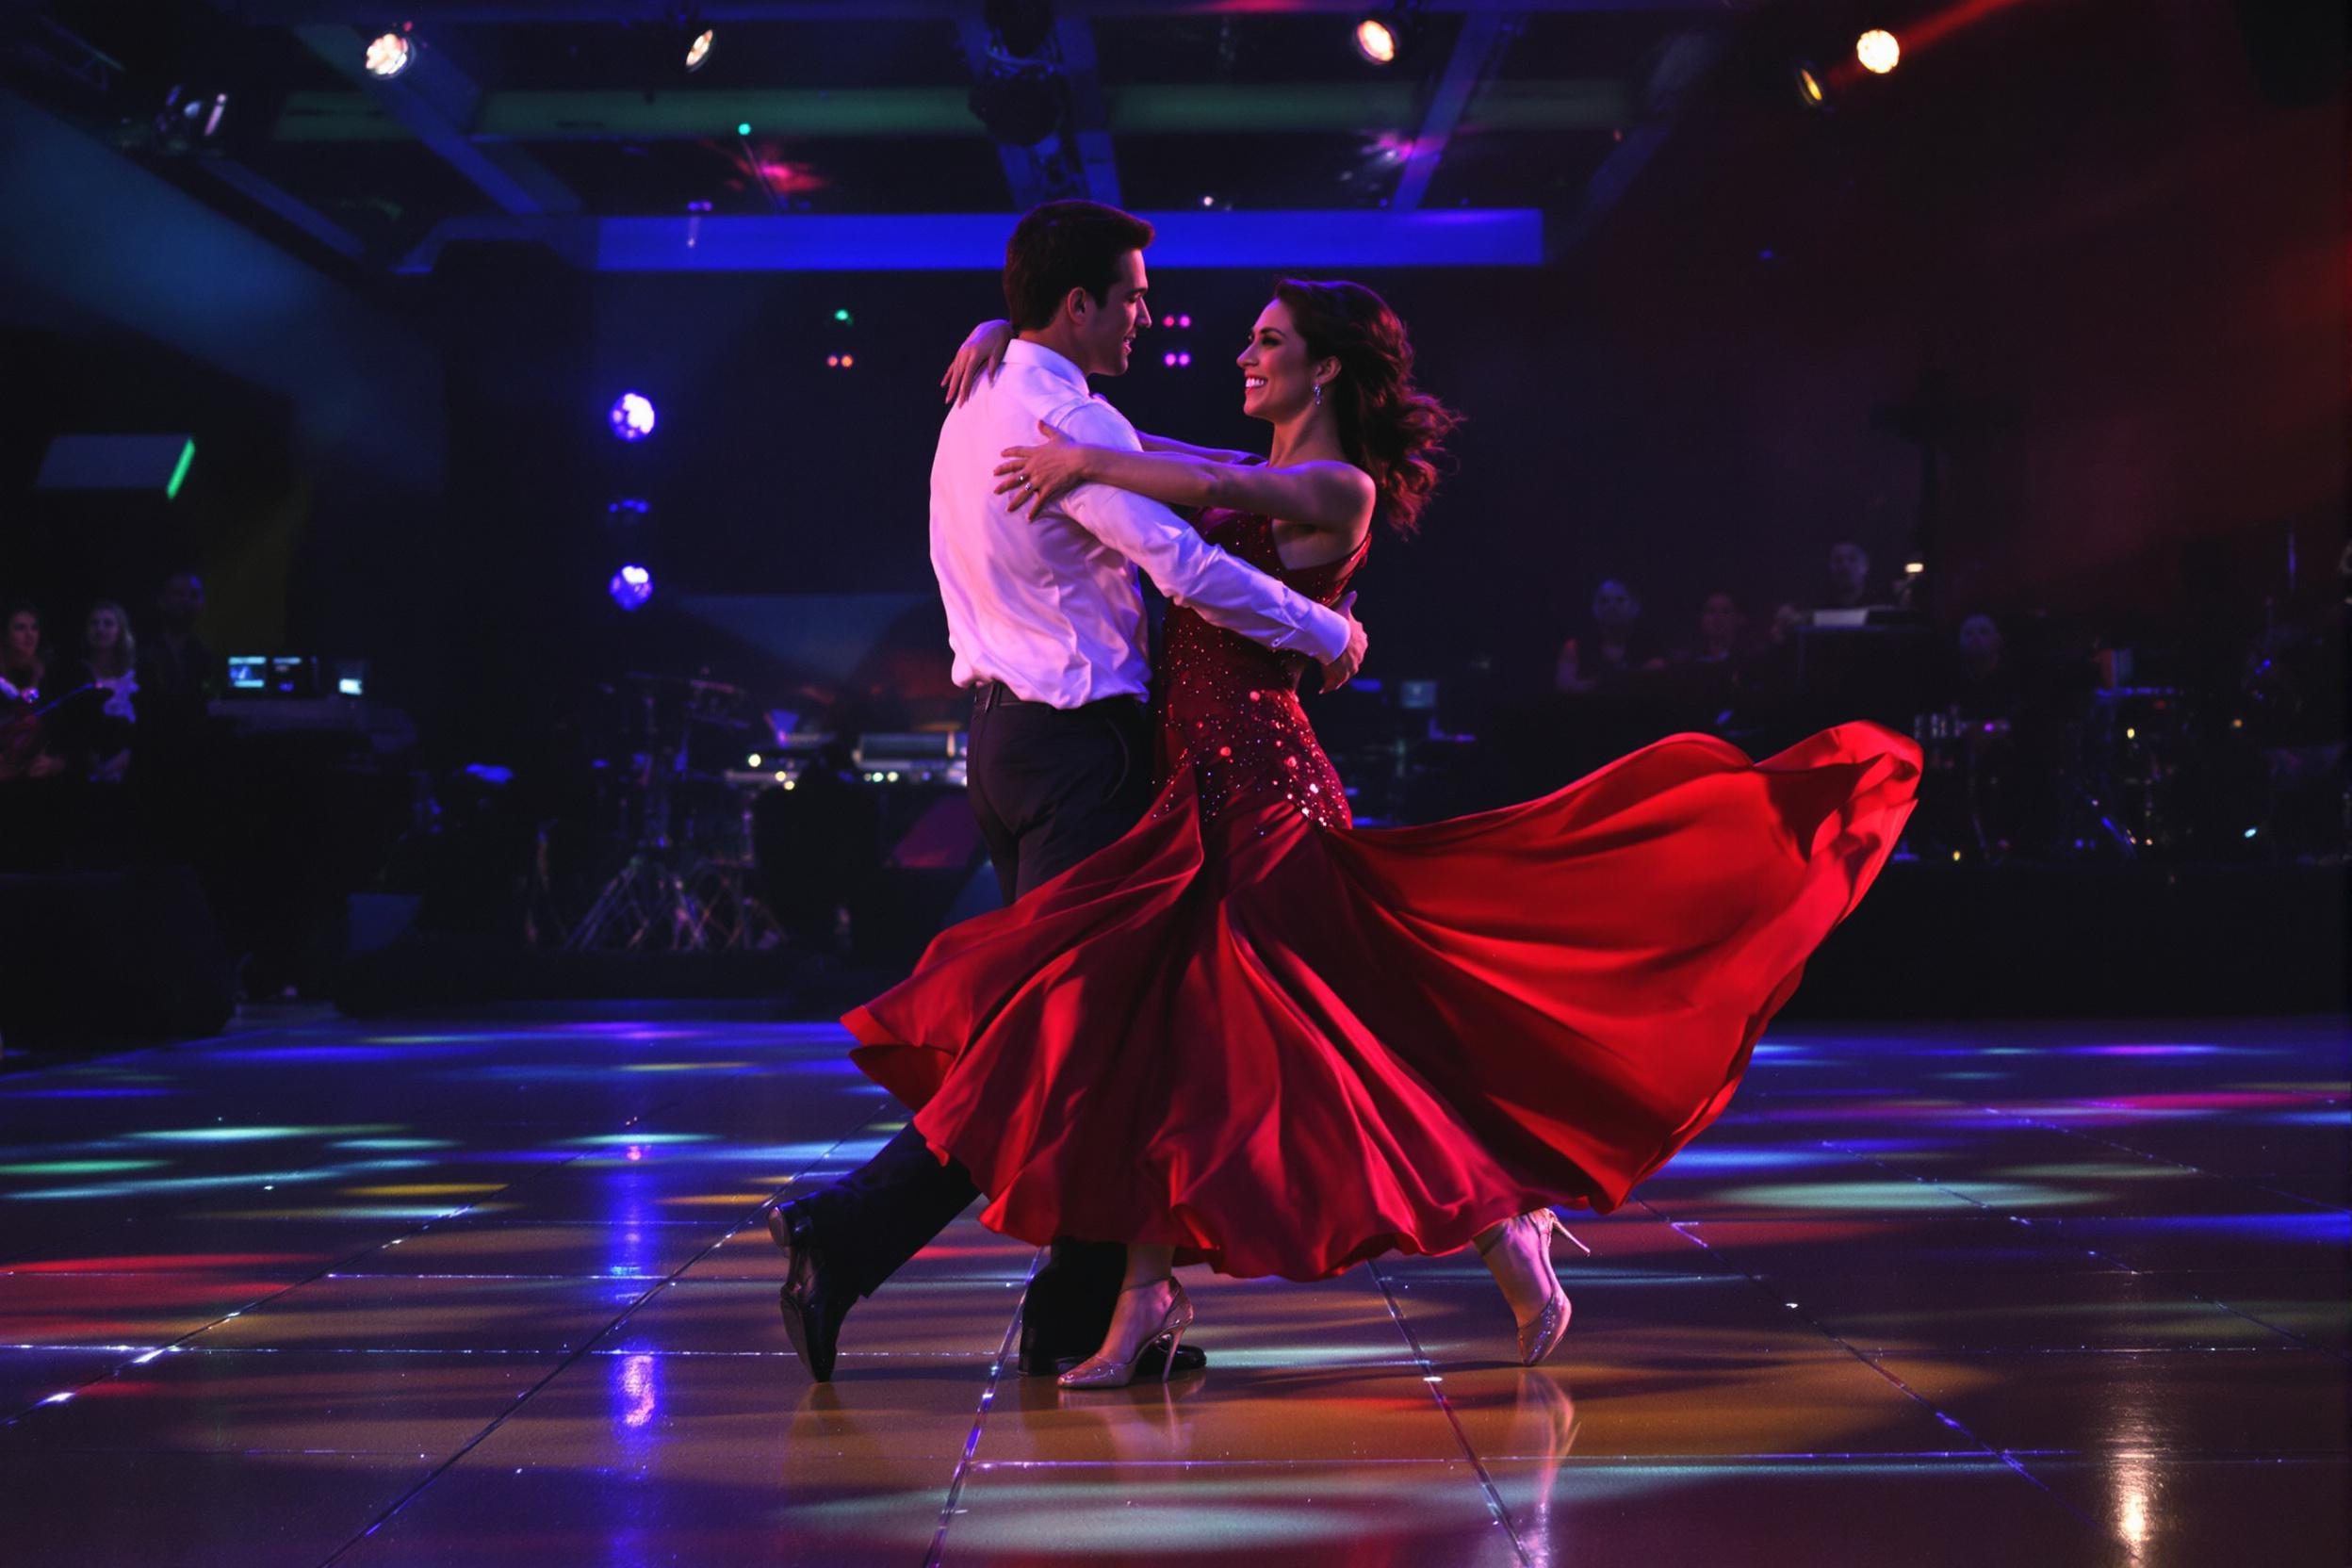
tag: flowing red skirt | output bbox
[845,723,1920,1282]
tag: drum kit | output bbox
[548,672,783,952]
[1909,681,2268,863]
[543,672,975,951]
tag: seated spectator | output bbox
[0,600,64,781]
[73,600,139,782]
[1555,578,1668,694]
[1678,590,1752,664]
[1772,539,1889,643]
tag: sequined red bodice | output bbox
[1153,509,1367,830]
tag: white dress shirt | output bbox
[930,338,1353,709]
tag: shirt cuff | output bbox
[1277,602,1353,665]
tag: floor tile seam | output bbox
[0,1222,453,1425]
[1734,1144,2320,1292]
[1811,1315,2148,1558]
[862,1447,2352,1470]
[1365,1258,1534,1568]
[0,1240,420,1425]
[923,1282,1028,1568]
[0,1441,481,1457]
[0,1352,153,1422]
[309,1272,673,1567]
[2244,1178,2352,1215]
[1938,1104,2347,1200]
[1653,1207,2141,1551]
[2139,1276,2338,1351]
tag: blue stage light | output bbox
[610,564,655,611]
[608,392,658,441]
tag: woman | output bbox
[849,281,1920,1387]
[74,600,139,782]
[0,600,65,783]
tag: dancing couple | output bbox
[767,201,1920,1387]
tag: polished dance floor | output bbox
[0,1007,2344,1566]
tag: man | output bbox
[1824,539,1875,611]
[766,201,1367,1382]
[1772,540,1881,645]
[1555,578,1665,693]
[139,571,221,713]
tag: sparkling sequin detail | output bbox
[1152,509,1366,832]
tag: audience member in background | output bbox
[1679,590,1752,665]
[1772,539,1886,645]
[1949,611,2032,743]
[3,600,44,704]
[73,600,139,782]
[1824,540,1876,611]
[139,570,221,712]
[1555,578,1668,693]
[0,600,64,782]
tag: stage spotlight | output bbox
[608,392,658,442]
[1856,28,1900,74]
[1354,14,1401,66]
[683,25,715,74]
[1793,61,1829,109]
[364,31,413,79]
[609,564,655,612]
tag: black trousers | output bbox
[800,682,1153,1327]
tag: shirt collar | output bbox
[1004,337,1089,393]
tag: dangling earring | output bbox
[1313,383,1324,408]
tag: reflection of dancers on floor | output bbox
[776,198,1922,1391]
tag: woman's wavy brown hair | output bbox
[1271,278,1461,536]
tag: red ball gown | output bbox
[845,510,1921,1282]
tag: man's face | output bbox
[6,612,37,662]
[1073,250,1152,377]
[160,576,204,628]
[1592,580,1639,631]
[1700,594,1742,645]
[1959,614,2003,669]
[1828,543,1870,594]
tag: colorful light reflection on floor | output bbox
[0,1010,2344,1566]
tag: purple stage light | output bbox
[609,564,655,611]
[608,392,658,442]
[1178,351,1192,367]
[1163,351,1177,368]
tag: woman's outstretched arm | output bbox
[999,422,1373,535]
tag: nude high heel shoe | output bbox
[1057,1279,1195,1390]
[1477,1208,1573,1367]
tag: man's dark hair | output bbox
[1003,201,1155,332]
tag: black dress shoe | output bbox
[767,1200,854,1382]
